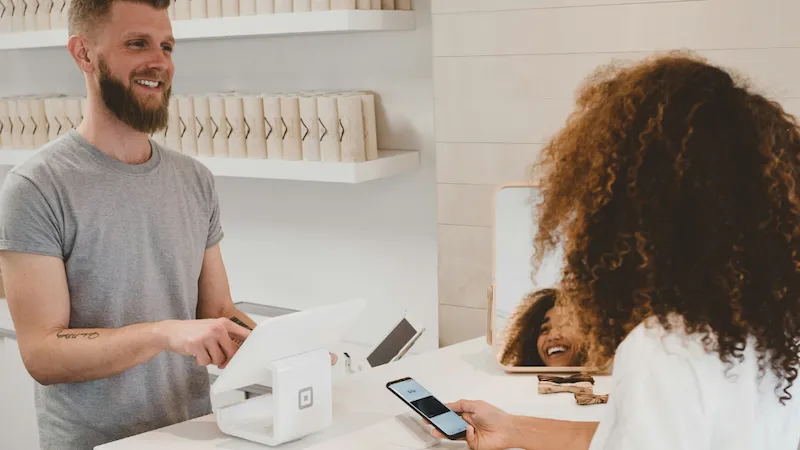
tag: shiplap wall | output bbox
[432,0,800,346]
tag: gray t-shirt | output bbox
[0,130,224,449]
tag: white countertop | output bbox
[97,338,612,450]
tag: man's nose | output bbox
[145,49,170,73]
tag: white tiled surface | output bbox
[437,184,495,227]
[434,53,626,100]
[432,0,700,14]
[782,99,800,118]
[432,0,800,346]
[437,96,574,144]
[435,50,800,145]
[436,143,542,185]
[701,48,800,99]
[433,0,778,57]
[438,305,487,347]
[777,0,800,47]
[436,49,800,100]
[437,225,492,309]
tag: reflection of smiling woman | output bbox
[500,289,585,367]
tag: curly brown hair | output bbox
[531,51,800,403]
[500,289,558,366]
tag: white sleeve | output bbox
[589,329,711,450]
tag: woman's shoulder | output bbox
[598,316,800,450]
[618,315,711,357]
[611,315,724,381]
[611,315,781,394]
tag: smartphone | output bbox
[386,377,468,440]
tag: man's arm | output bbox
[1,251,166,385]
[196,244,257,329]
[0,251,250,385]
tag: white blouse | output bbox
[589,317,800,450]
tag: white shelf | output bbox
[0,10,416,51]
[0,149,420,183]
[197,150,420,182]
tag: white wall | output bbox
[432,0,800,344]
[0,2,439,351]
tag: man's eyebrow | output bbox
[120,32,176,44]
[121,32,149,40]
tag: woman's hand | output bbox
[429,400,517,450]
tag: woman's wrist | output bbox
[507,416,598,450]
[507,415,542,450]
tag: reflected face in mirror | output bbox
[494,186,599,370]
[537,306,582,367]
[499,288,586,367]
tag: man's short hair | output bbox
[68,0,171,36]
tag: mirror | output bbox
[490,184,608,373]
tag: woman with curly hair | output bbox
[500,288,586,367]
[431,52,800,450]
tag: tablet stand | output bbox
[216,349,332,446]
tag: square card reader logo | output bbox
[298,387,314,410]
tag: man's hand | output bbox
[157,318,251,369]
[429,400,517,450]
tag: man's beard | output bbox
[97,57,170,134]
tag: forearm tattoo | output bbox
[229,316,253,331]
[229,317,252,346]
[56,330,99,340]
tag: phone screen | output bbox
[387,378,468,438]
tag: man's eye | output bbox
[128,40,146,48]
[162,45,173,53]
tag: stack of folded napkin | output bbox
[537,373,609,405]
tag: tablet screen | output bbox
[367,318,418,367]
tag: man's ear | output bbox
[67,35,95,74]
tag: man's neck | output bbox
[75,101,152,165]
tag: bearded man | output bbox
[0,1,259,448]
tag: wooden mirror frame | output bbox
[488,182,609,374]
